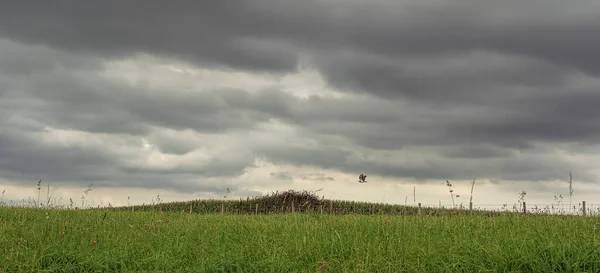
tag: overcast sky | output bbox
[2,0,600,209]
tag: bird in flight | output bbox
[358,174,367,183]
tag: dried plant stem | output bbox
[569,171,573,207]
[37,178,42,208]
[446,180,456,207]
[469,178,476,205]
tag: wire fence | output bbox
[108,200,600,217]
[416,201,600,216]
[4,199,600,216]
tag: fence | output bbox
[418,201,600,216]
[5,199,600,216]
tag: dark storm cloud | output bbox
[0,113,251,193]
[0,41,262,193]
[278,89,600,151]
[2,1,599,127]
[2,47,599,185]
[1,0,600,188]
[0,1,301,73]
[258,139,592,183]
[0,38,102,76]
[0,129,119,183]
[6,67,290,136]
[312,49,575,101]
[119,156,254,179]
[2,1,599,81]
[439,144,515,159]
[447,91,600,146]
[150,138,197,156]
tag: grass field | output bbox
[2,207,600,272]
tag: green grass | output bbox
[2,207,600,272]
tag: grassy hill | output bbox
[108,189,507,217]
[2,205,599,272]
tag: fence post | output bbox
[221,203,224,214]
[418,203,422,215]
[582,201,587,216]
[522,202,526,215]
[330,201,333,214]
[189,204,193,214]
[292,201,295,213]
[255,203,258,215]
[469,202,473,212]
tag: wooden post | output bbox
[320,204,323,214]
[189,204,193,214]
[582,201,587,216]
[291,201,295,213]
[418,203,422,215]
[469,202,473,212]
[221,203,224,214]
[330,201,333,214]
[522,202,526,215]
[255,203,258,215]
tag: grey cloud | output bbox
[5,67,286,136]
[439,144,516,159]
[0,129,119,183]
[258,145,354,171]
[120,155,255,179]
[3,0,599,145]
[268,171,335,181]
[300,173,335,181]
[3,50,599,186]
[257,138,592,183]
[0,1,300,73]
[0,43,279,192]
[312,49,574,101]
[0,119,252,194]
[277,81,600,151]
[270,171,293,181]
[2,1,600,78]
[2,0,600,190]
[149,138,197,156]
[448,91,600,146]
[0,38,102,76]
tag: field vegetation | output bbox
[2,189,600,272]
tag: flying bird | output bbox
[358,174,367,183]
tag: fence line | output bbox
[5,199,600,216]
[415,201,599,216]
[121,200,600,216]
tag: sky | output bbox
[1,0,600,209]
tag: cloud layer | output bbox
[1,1,600,205]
